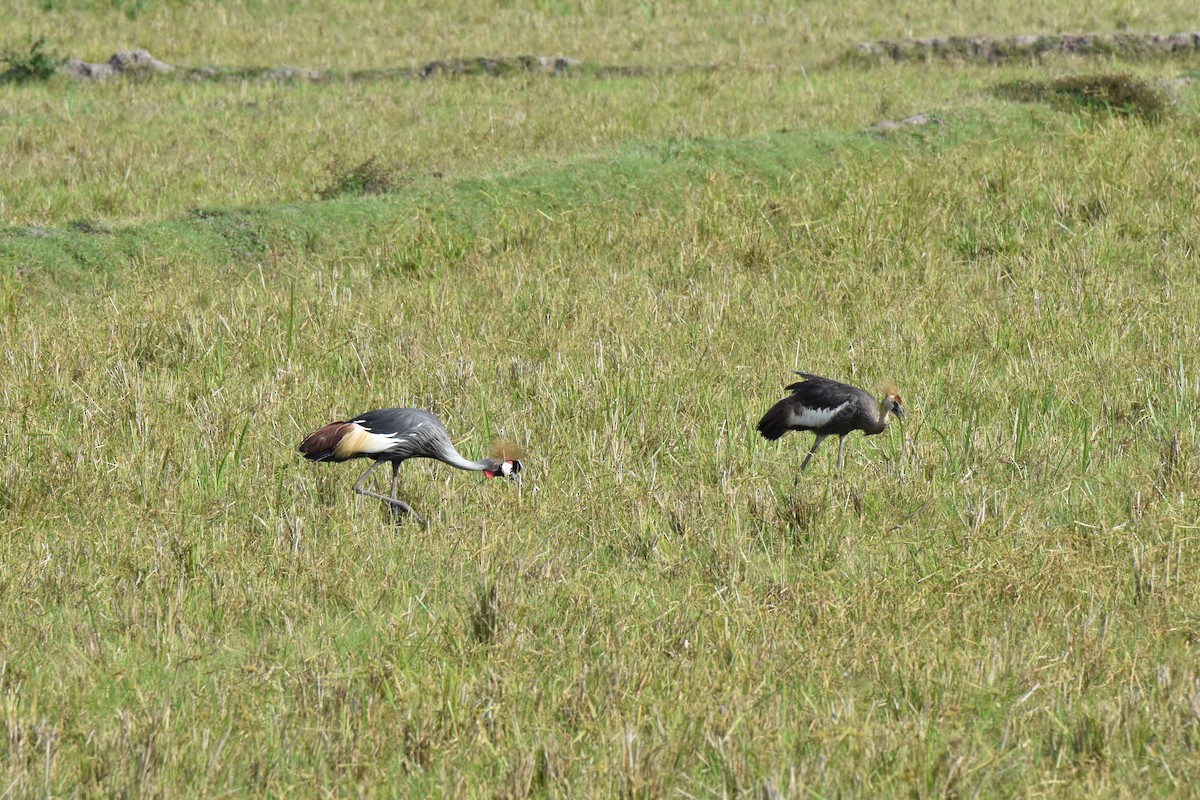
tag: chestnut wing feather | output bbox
[298,421,358,462]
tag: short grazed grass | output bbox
[2,1,1200,797]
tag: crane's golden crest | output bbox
[490,438,526,462]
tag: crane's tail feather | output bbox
[299,421,356,462]
[756,398,794,441]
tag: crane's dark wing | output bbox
[354,408,443,436]
[785,373,874,407]
[757,394,853,439]
[756,372,875,440]
[353,408,453,461]
[299,408,448,462]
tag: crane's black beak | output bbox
[893,405,905,421]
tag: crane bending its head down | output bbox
[757,372,904,474]
[299,407,522,521]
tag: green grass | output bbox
[0,33,64,83]
[10,0,1200,69]
[3,1,1200,796]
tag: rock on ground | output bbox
[64,49,172,81]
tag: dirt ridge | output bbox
[852,32,1200,64]
[62,50,592,82]
[53,34,1200,85]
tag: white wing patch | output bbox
[788,402,848,429]
[358,431,403,453]
[334,423,402,458]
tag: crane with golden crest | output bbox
[757,372,904,474]
[299,408,522,522]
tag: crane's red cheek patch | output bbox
[483,469,497,478]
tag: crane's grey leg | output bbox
[352,460,424,523]
[796,434,826,482]
[389,462,401,502]
[385,462,425,524]
[836,436,847,472]
[352,460,386,496]
[800,435,826,471]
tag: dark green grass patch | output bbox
[315,154,412,200]
[0,33,63,83]
[994,73,1171,120]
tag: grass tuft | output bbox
[470,581,499,645]
[995,73,1172,120]
[0,34,62,83]
[316,155,410,200]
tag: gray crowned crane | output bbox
[299,408,522,521]
[757,372,904,474]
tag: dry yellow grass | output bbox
[2,1,1200,795]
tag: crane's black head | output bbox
[484,460,523,482]
[883,390,905,422]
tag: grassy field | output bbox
[3,1,1200,796]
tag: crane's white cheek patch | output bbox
[788,402,847,428]
[500,462,514,478]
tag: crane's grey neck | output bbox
[868,399,891,434]
[436,442,499,472]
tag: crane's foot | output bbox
[387,500,425,526]
[355,487,425,525]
